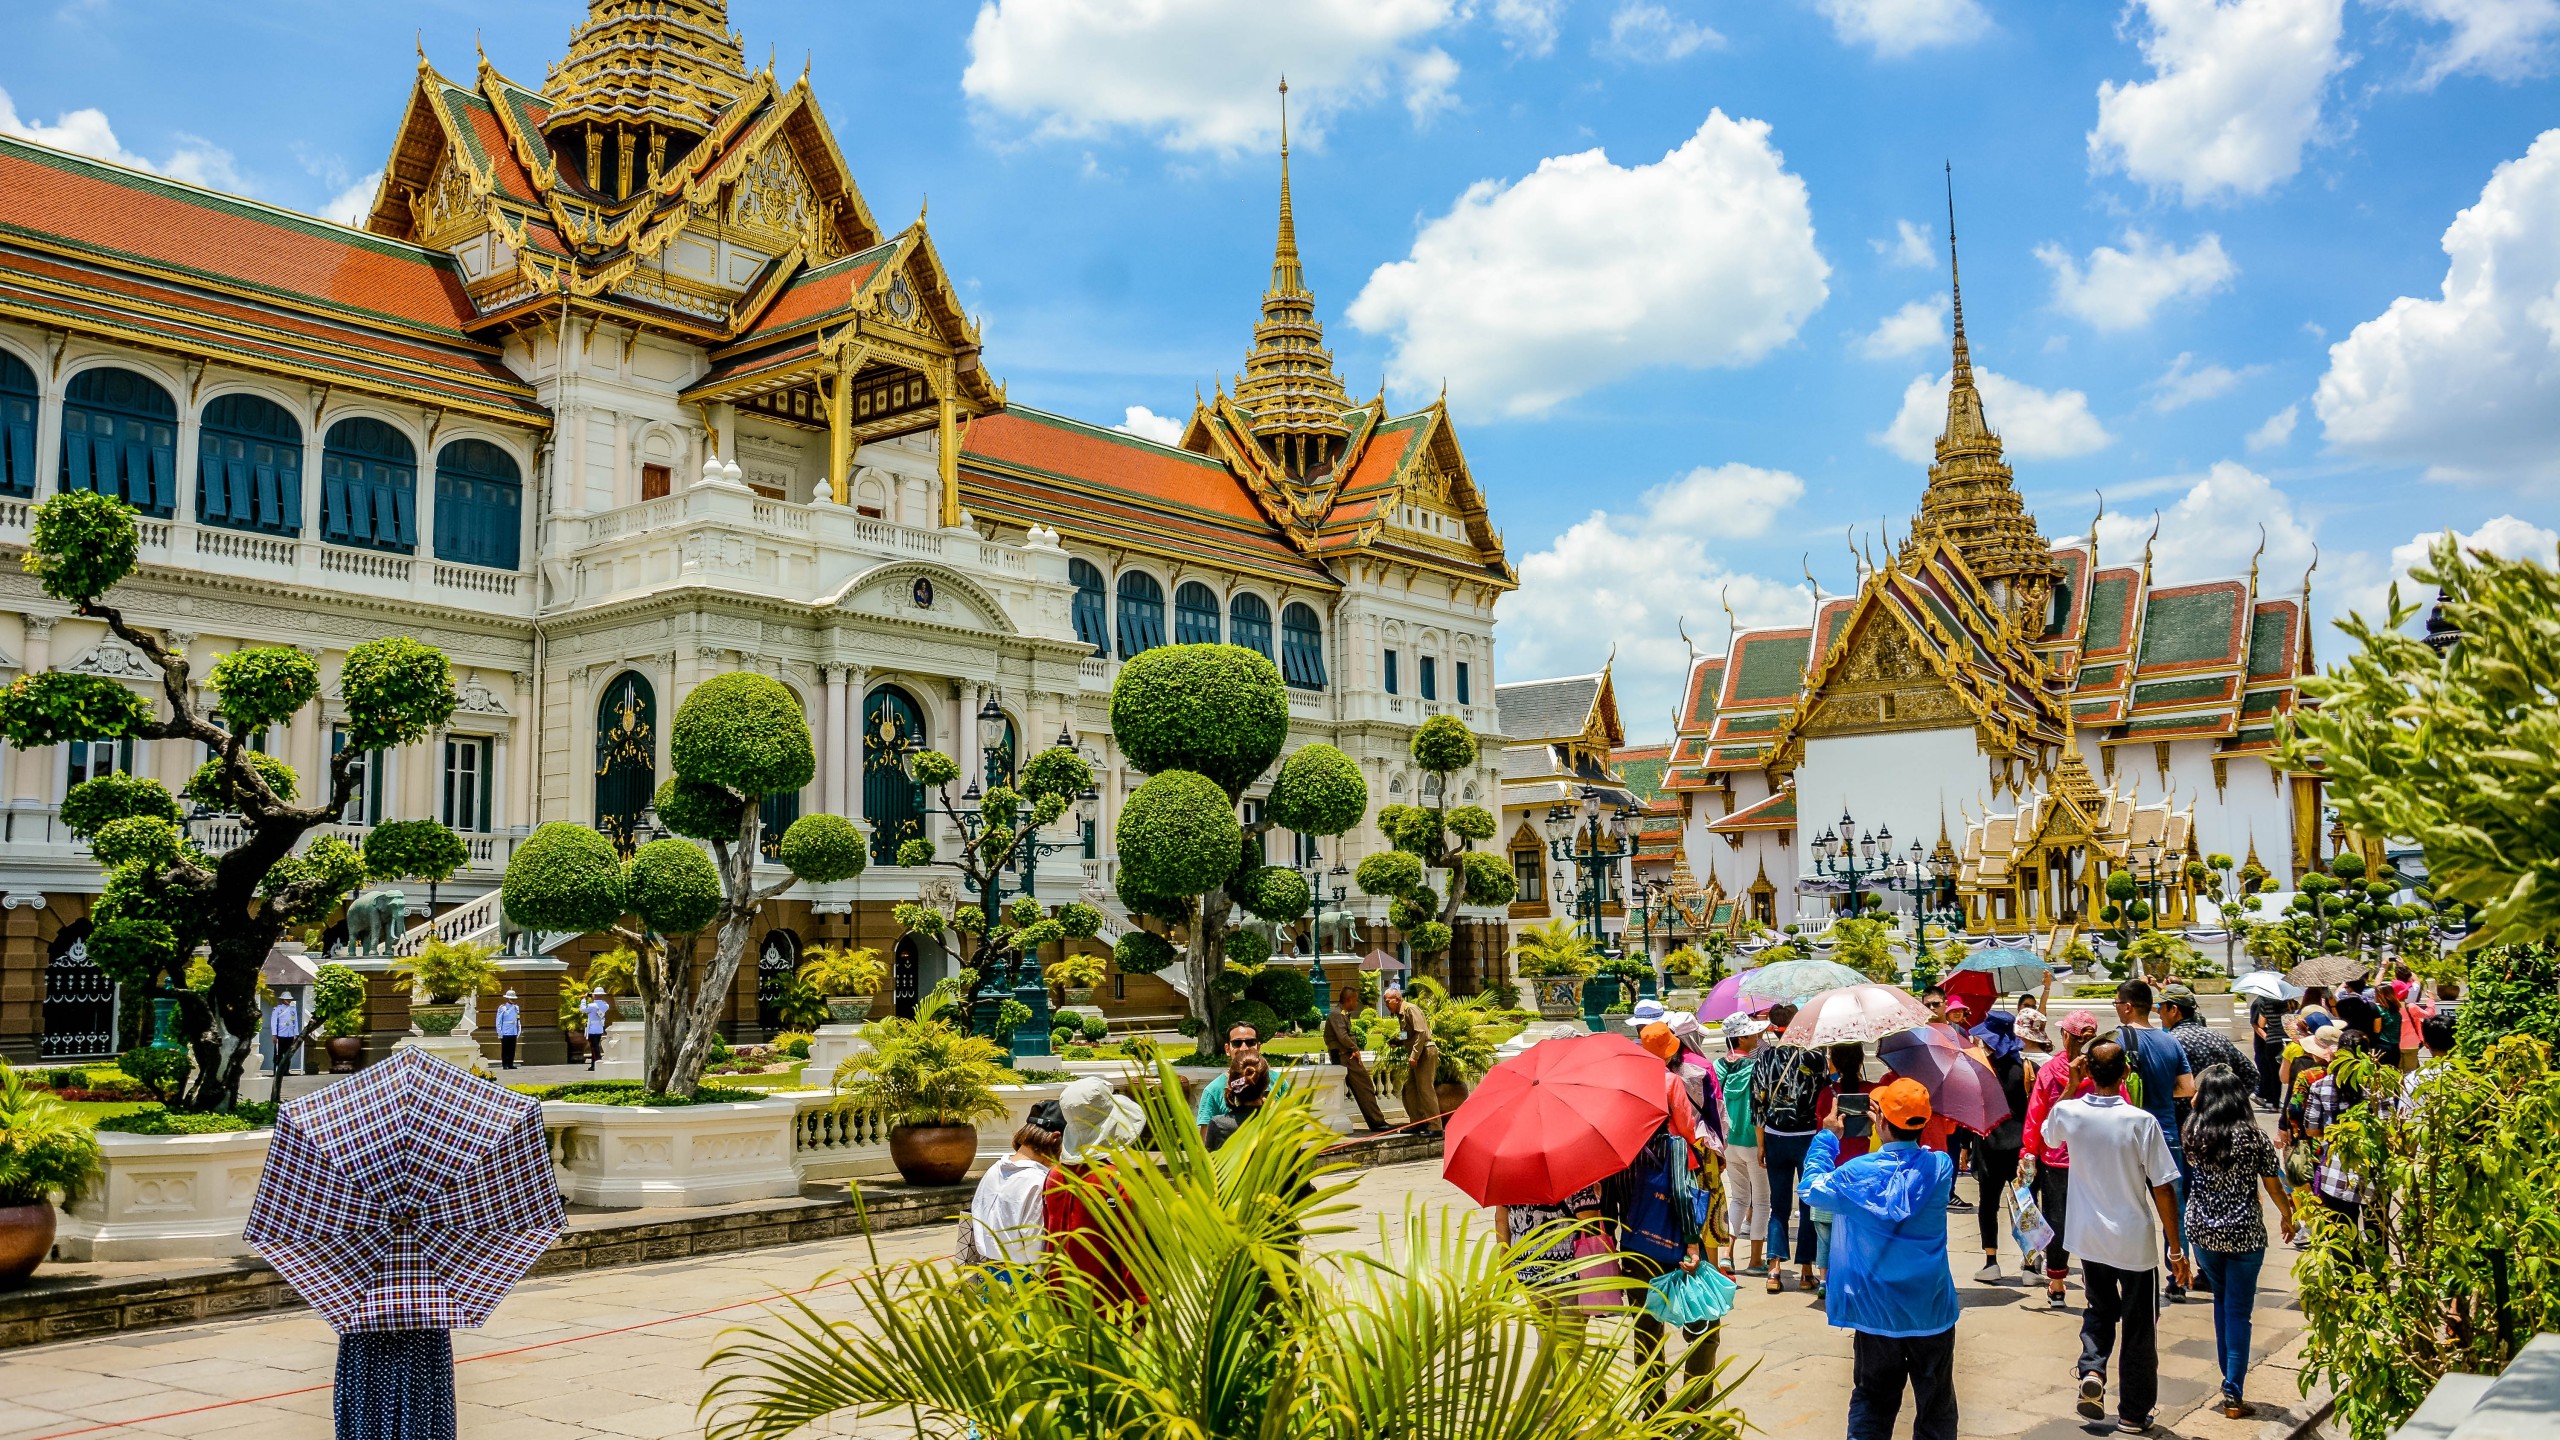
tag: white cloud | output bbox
[2246,404,2299,452]
[1855,295,1949,359]
[2381,0,2560,84]
[2088,0,2347,205]
[0,85,242,191]
[2094,461,2318,587]
[1502,463,1812,726]
[1878,367,2114,463]
[2315,129,2560,489]
[1113,405,1186,443]
[1347,110,1829,416]
[317,170,382,227]
[1602,3,1724,59]
[1874,218,1935,267]
[961,0,1464,153]
[2145,352,2259,411]
[1814,0,1992,55]
[2341,514,2560,622]
[1494,0,1569,54]
[2036,230,2237,330]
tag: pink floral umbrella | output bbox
[1778,983,1936,1047]
[1697,968,1779,1023]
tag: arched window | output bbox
[1069,558,1109,653]
[1116,571,1166,660]
[1281,603,1327,690]
[0,350,35,499]
[863,686,928,865]
[593,671,656,857]
[61,367,177,516]
[1229,592,1274,659]
[196,393,302,534]
[434,438,522,570]
[321,417,417,553]
[1173,581,1221,645]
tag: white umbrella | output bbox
[1779,983,1936,1047]
[2233,970,2303,1002]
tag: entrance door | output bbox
[594,671,657,857]
[40,921,117,1060]
[863,686,927,866]
[893,934,922,1019]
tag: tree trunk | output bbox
[649,821,767,1098]
[184,921,276,1111]
[1188,895,1230,1063]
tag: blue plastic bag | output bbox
[1643,1264,1738,1328]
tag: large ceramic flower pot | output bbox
[1533,978,1583,1021]
[410,1003,464,1037]
[887,1124,978,1186]
[1435,1078,1471,1115]
[1060,986,1096,1008]
[825,995,874,1025]
[326,1035,364,1073]
[0,1202,55,1288]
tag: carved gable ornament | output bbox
[729,140,821,248]
[456,677,512,715]
[1801,609,1972,739]
[61,639,154,680]
[841,566,1006,633]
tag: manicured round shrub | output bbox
[87,917,177,990]
[260,836,367,924]
[25,489,139,603]
[205,646,320,734]
[1245,965,1317,1029]
[184,751,300,809]
[909,748,961,789]
[628,838,721,933]
[1020,745,1094,802]
[778,813,867,882]
[1117,871,1191,925]
[1236,865,1311,923]
[1355,850,1425,899]
[1406,920,1453,955]
[364,818,469,883]
[1114,930,1177,974]
[503,822,630,933]
[338,637,458,751]
[90,816,182,871]
[1267,743,1367,837]
[1460,849,1517,907]
[1222,928,1272,967]
[0,673,154,749]
[1056,902,1103,939]
[58,771,178,841]
[1446,804,1498,843]
[1211,969,1250,1000]
[1389,896,1436,933]
[655,777,743,841]
[670,672,815,796]
[1411,714,1479,774]
[896,838,935,867]
[1110,644,1289,797]
[1222,1000,1280,1042]
[1117,770,1242,900]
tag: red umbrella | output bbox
[1876,1030,2013,1134]
[1442,1033,1673,1207]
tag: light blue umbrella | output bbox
[1736,959,1868,1008]
[1952,947,2054,993]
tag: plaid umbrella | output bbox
[244,1046,563,1333]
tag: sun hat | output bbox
[1719,1013,1770,1042]
[1873,1077,1934,1129]
[1668,1011,1707,1042]
[2158,983,2199,1013]
[1059,1077,1145,1163]
[2301,1024,2343,1062]
[589,985,605,996]
[2058,1009,2101,1037]
[1639,1022,1681,1061]
[1626,998,1669,1028]
[501,989,516,999]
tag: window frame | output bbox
[1172,580,1222,645]
[1280,603,1327,690]
[195,392,303,536]
[441,734,494,834]
[1115,569,1167,660]
[320,416,418,555]
[61,366,178,518]
[1069,558,1110,653]
[1229,591,1274,659]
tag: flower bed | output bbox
[516,1079,765,1106]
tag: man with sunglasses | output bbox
[1195,1020,1268,1145]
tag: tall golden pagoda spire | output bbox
[1901,163,2062,632]
[543,0,748,200]
[1232,77,1354,484]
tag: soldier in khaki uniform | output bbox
[1386,987,1441,1133]
[1323,983,1391,1132]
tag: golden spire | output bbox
[542,0,748,191]
[1901,162,2062,633]
[1233,76,1354,484]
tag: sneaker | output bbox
[2117,1417,2152,1435]
[2164,1283,2188,1301]
[2077,1375,2106,1419]
[1974,1260,2002,1283]
[1947,1197,1976,1213]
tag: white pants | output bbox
[1724,1142,1767,1246]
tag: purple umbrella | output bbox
[1697,968,1780,1023]
[1876,1029,2013,1134]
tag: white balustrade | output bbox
[319,547,413,582]
[194,527,297,567]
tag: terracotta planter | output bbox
[0,1202,54,1288]
[886,1124,979,1186]
[1435,1078,1471,1115]
[1532,977,1584,1020]
[326,1036,364,1073]
[411,1003,465,1037]
[826,996,874,1025]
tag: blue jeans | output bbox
[2192,1246,2265,1401]
[1760,1130,1817,1264]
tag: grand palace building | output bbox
[0,1,1518,1061]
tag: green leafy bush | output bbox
[1511,917,1600,978]
[1117,770,1243,898]
[585,945,640,997]
[57,771,179,841]
[363,818,469,887]
[1109,644,1290,797]
[655,777,744,841]
[628,837,722,934]
[388,937,503,1005]
[1047,951,1107,990]
[1079,1014,1112,1043]
[1245,966,1318,1031]
[116,1046,189,1104]
[337,637,459,752]
[830,1006,1012,1129]
[670,673,815,796]
[205,646,320,734]
[1222,929,1272,967]
[777,813,867,883]
[799,945,886,996]
[530,1079,763,1106]
[1265,743,1367,836]
[1222,999,1281,1041]
[183,751,299,809]
[1410,715,1479,774]
[2456,943,2560,1058]
[0,1060,103,1206]
[94,1106,256,1135]
[503,823,630,933]
[22,488,138,602]
[772,1032,815,1060]
[1235,865,1312,923]
[311,963,366,1037]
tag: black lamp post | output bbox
[1632,876,1673,997]
[1542,787,1636,1027]
[2129,836,2172,934]
[1811,807,1908,919]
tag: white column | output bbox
[845,665,869,825]
[822,665,849,816]
[411,418,439,567]
[960,681,983,791]
[17,618,54,804]
[302,403,329,540]
[490,728,512,833]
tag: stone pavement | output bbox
[0,1158,2327,1440]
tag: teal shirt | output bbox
[1195,1074,1231,1127]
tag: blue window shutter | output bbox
[148,425,174,514]
[1,397,32,498]
[62,426,91,491]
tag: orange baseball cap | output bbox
[1639,1022,1681,1061]
[1873,1077,1933,1130]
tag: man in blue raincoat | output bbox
[1801,1076,1959,1440]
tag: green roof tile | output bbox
[1731,634,1811,702]
[2138,587,2242,667]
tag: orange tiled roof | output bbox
[733,243,898,339]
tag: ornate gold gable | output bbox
[1794,604,1978,741]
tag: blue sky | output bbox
[6,0,2556,731]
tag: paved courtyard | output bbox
[0,1156,2323,1440]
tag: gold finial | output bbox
[1945,162,1969,383]
[2247,523,2267,592]
[416,30,428,67]
[1802,551,1821,606]
[2141,512,2160,584]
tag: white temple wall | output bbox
[1794,727,1986,886]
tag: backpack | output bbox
[1755,1045,1824,1133]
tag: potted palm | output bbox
[388,937,503,1037]
[1509,917,1600,1020]
[798,945,885,1025]
[1047,950,1108,1009]
[586,945,644,1022]
[0,1059,103,1287]
[311,962,368,1072]
[830,993,1010,1185]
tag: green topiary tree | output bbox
[1353,715,1513,969]
[497,672,866,1096]
[0,491,454,1110]
[1108,645,1368,1060]
[362,817,470,914]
